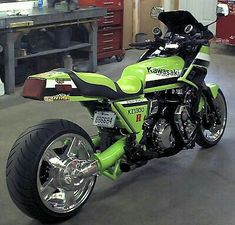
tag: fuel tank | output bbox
[120,56,185,93]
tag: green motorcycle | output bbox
[6,4,229,223]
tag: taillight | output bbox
[22,78,46,100]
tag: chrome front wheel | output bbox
[196,89,227,148]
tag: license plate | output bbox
[93,111,116,128]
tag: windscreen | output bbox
[158,11,206,34]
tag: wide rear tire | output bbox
[6,119,96,223]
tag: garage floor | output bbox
[1,46,235,225]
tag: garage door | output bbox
[179,0,217,34]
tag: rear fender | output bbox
[22,70,100,102]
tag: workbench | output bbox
[0,6,107,94]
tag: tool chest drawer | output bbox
[98,29,122,46]
[79,0,96,6]
[81,0,124,60]
[97,39,121,53]
[96,0,123,9]
[98,10,122,27]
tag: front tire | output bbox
[196,89,227,148]
[6,119,96,223]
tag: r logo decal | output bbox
[136,114,142,122]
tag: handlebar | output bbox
[130,38,166,49]
[129,41,152,48]
[191,39,209,45]
[181,38,209,47]
[130,36,209,50]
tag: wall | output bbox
[140,0,163,39]
[123,0,179,49]
[123,0,134,49]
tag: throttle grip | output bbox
[129,42,150,48]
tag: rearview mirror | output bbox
[217,3,229,18]
[150,7,164,19]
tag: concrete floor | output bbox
[0,47,235,225]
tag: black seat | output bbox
[53,68,143,100]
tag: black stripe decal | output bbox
[44,88,80,96]
[193,59,210,68]
[122,101,148,108]
[145,77,178,89]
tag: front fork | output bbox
[200,83,221,124]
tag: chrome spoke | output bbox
[40,178,57,200]
[44,148,60,161]
[64,191,76,209]
[63,137,82,158]
[44,148,66,169]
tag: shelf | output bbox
[16,42,91,60]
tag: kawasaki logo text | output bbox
[147,67,180,77]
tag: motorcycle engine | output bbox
[148,88,198,152]
[174,105,197,143]
[152,118,175,151]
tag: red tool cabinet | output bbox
[216,0,235,45]
[80,0,125,61]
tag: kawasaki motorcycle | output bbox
[6,4,229,223]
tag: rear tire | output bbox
[196,89,227,148]
[6,119,96,223]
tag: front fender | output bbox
[206,83,219,99]
[198,83,220,112]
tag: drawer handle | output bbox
[107,12,114,15]
[103,21,114,24]
[103,39,114,43]
[103,33,114,36]
[104,1,114,5]
[104,15,114,19]
[103,47,113,50]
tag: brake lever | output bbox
[192,33,203,39]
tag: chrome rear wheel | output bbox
[37,134,96,214]
[6,119,96,223]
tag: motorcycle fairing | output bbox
[22,46,216,107]
[111,98,149,133]
[178,46,211,88]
